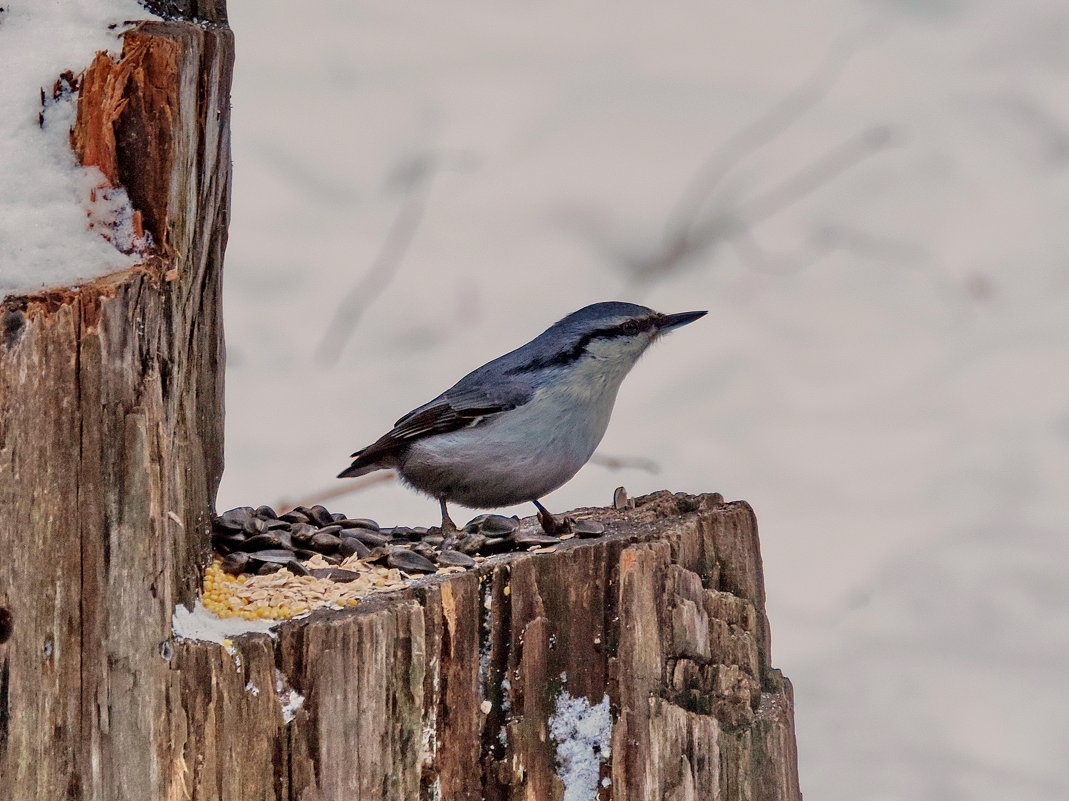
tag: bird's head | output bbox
[514,301,707,376]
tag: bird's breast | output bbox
[398,378,623,507]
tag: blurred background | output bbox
[216,1,1069,798]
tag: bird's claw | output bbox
[537,510,574,536]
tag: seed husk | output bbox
[613,486,634,511]
[512,532,561,548]
[309,568,364,583]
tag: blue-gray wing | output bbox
[338,378,533,476]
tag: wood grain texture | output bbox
[168,495,802,801]
[0,18,233,801]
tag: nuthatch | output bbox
[339,302,706,534]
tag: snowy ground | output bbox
[5,0,1065,797]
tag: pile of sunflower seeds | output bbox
[211,503,607,580]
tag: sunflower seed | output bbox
[571,520,606,537]
[477,514,520,535]
[338,537,370,559]
[307,505,334,527]
[457,533,487,554]
[335,518,380,531]
[247,549,300,564]
[243,517,268,535]
[387,549,438,574]
[349,529,388,548]
[215,507,253,530]
[220,551,250,574]
[286,559,311,577]
[240,532,282,551]
[437,550,476,568]
[310,532,342,553]
[211,533,246,553]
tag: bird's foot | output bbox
[439,519,461,550]
[536,507,574,536]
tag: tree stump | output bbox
[0,5,801,800]
[0,8,233,800]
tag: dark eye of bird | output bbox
[622,320,641,335]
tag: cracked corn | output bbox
[201,554,408,620]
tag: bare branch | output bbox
[275,471,396,515]
[627,125,898,289]
[590,452,661,473]
[665,25,879,245]
[314,151,474,366]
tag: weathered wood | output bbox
[169,494,801,801]
[0,17,233,801]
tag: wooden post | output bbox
[0,8,233,800]
[168,493,802,801]
[0,5,801,799]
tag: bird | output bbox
[338,301,706,535]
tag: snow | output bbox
[0,0,156,298]
[274,669,304,724]
[548,680,613,801]
[171,599,279,644]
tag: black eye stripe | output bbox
[508,316,657,372]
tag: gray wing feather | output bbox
[339,377,533,477]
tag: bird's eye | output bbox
[622,320,641,335]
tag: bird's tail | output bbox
[337,462,383,479]
[337,448,387,479]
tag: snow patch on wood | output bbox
[549,676,613,801]
[0,1,157,298]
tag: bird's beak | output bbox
[658,310,707,332]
